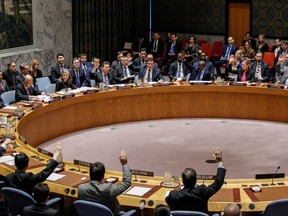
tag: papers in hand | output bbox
[124,186,151,196]
[3,106,17,110]
[47,173,66,182]
[0,155,15,165]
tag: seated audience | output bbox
[223,204,241,216]
[275,53,288,85]
[150,32,165,59]
[131,48,147,74]
[69,58,88,88]
[184,35,200,63]
[168,53,192,81]
[251,52,270,82]
[241,32,256,50]
[15,75,42,102]
[275,41,288,64]
[5,143,62,194]
[138,58,163,83]
[15,63,30,86]
[79,53,92,85]
[163,33,182,67]
[255,34,269,54]
[237,60,254,82]
[23,183,60,216]
[29,59,43,88]
[78,150,131,215]
[50,53,69,84]
[2,62,20,90]
[154,205,170,216]
[165,149,226,214]
[93,61,115,86]
[89,57,101,76]
[111,51,124,76]
[0,70,9,107]
[55,70,76,92]
[242,41,255,61]
[272,39,282,58]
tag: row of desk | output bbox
[1,83,288,213]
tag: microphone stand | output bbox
[271,166,281,185]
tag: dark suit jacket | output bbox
[168,61,191,80]
[114,65,135,84]
[242,39,257,50]
[5,159,58,195]
[2,69,20,90]
[150,39,165,58]
[69,68,88,87]
[15,73,26,86]
[15,83,41,102]
[131,56,145,74]
[110,60,121,76]
[94,71,115,85]
[50,64,69,83]
[255,43,269,54]
[23,203,60,216]
[166,41,182,56]
[251,61,270,82]
[165,167,226,214]
[138,65,163,82]
[221,45,238,59]
[0,146,5,156]
[237,68,255,82]
[55,80,76,92]
[193,61,214,79]
[190,68,211,81]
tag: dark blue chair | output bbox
[261,198,288,216]
[171,210,210,216]
[74,200,136,216]
[1,187,61,216]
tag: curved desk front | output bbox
[2,85,288,212]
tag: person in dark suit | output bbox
[94,61,115,85]
[15,63,30,86]
[15,75,42,102]
[69,58,88,88]
[241,32,257,51]
[0,71,9,107]
[251,52,270,82]
[50,53,69,83]
[165,149,226,214]
[193,52,214,80]
[2,62,20,90]
[23,183,60,216]
[131,48,147,74]
[138,58,163,83]
[255,34,269,54]
[163,33,182,67]
[190,61,211,81]
[78,150,131,215]
[237,60,255,82]
[55,70,76,92]
[79,53,93,85]
[110,51,124,76]
[5,144,62,195]
[168,53,192,81]
[150,32,165,59]
[114,56,135,84]
[215,37,238,77]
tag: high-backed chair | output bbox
[171,210,209,216]
[45,83,56,94]
[1,90,16,106]
[74,200,136,216]
[263,52,275,70]
[261,198,288,216]
[201,43,211,60]
[210,41,224,60]
[36,77,51,92]
[1,187,61,216]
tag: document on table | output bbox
[47,173,66,181]
[0,155,14,163]
[124,186,151,196]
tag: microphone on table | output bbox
[271,166,281,185]
[140,199,146,216]
[12,143,45,161]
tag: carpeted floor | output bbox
[39,118,288,179]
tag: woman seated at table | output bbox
[55,70,76,92]
[237,60,255,82]
[224,55,241,81]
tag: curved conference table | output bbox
[2,84,288,214]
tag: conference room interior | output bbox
[1,0,288,216]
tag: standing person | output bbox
[78,151,131,215]
[150,32,165,59]
[50,53,69,83]
[0,70,9,107]
[165,149,226,214]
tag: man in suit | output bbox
[114,56,135,84]
[138,58,163,83]
[165,149,226,214]
[50,53,69,83]
[242,32,256,50]
[215,37,238,77]
[190,61,211,81]
[0,71,9,107]
[163,33,182,67]
[15,75,42,102]
[251,52,270,82]
[23,183,60,216]
[193,52,215,80]
[2,62,20,90]
[78,150,131,215]
[79,53,93,85]
[15,63,30,86]
[5,144,62,195]
[69,58,88,88]
[131,48,147,74]
[94,61,115,85]
[168,53,192,81]
[110,51,124,76]
[150,32,165,59]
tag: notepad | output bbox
[0,155,14,163]
[124,186,151,196]
[47,173,66,181]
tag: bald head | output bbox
[223,204,240,216]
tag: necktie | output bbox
[76,70,81,87]
[124,67,128,77]
[104,75,109,85]
[256,64,261,74]
[26,88,30,97]
[60,65,64,73]
[224,46,232,60]
[170,43,175,54]
[196,70,203,81]
[177,63,182,78]
[147,69,151,82]
[153,40,157,52]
